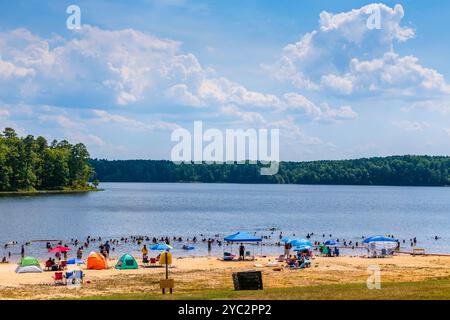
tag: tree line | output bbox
[0,128,94,192]
[90,155,450,186]
[2,125,446,190]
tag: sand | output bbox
[1,254,450,299]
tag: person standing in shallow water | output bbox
[284,242,291,259]
[207,239,212,253]
[77,247,83,259]
[20,245,24,258]
[141,244,148,260]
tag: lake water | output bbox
[0,183,449,260]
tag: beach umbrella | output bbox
[281,238,301,244]
[290,239,313,247]
[324,240,337,246]
[150,243,173,251]
[293,245,312,251]
[48,246,71,253]
[66,258,85,265]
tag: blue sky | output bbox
[0,0,449,160]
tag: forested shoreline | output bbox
[1,126,448,190]
[90,155,450,187]
[0,128,95,192]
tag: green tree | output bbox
[0,128,95,192]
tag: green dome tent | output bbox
[20,256,40,267]
[16,256,43,273]
[115,254,138,270]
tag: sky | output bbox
[0,0,449,161]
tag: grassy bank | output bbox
[0,187,101,197]
[78,278,450,300]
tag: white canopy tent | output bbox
[363,236,399,258]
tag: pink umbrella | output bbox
[48,246,71,253]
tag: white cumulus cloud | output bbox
[269,3,450,99]
[392,120,427,132]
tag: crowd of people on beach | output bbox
[1,229,443,264]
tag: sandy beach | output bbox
[1,254,450,299]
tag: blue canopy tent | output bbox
[363,235,398,258]
[324,239,337,246]
[223,232,262,260]
[224,232,262,242]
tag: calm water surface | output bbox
[0,183,449,259]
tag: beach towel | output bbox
[266,261,279,267]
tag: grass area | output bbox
[0,187,102,197]
[77,278,450,300]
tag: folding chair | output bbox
[53,272,65,285]
[74,270,84,283]
[245,251,254,261]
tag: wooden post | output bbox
[160,251,174,294]
[165,254,169,294]
[163,252,168,294]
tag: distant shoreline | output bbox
[0,188,102,197]
[90,155,450,187]
[96,181,449,188]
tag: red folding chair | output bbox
[53,272,64,285]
